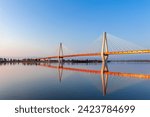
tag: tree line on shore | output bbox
[0,58,39,62]
[0,57,150,63]
[0,58,102,63]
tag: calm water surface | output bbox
[0,62,150,100]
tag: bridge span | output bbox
[38,49,150,60]
[35,32,150,62]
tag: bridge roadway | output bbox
[37,49,150,60]
[40,64,150,79]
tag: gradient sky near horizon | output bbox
[0,0,150,58]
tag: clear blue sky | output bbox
[0,0,150,57]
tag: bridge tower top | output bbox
[58,42,64,65]
[101,32,108,53]
[101,32,109,62]
[59,42,63,56]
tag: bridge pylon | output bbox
[58,42,63,66]
[101,32,109,63]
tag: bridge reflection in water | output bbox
[39,63,150,96]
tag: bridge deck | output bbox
[107,49,150,55]
[38,49,150,60]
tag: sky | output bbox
[0,0,150,58]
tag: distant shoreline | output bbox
[0,58,150,64]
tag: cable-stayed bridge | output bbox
[36,32,150,63]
